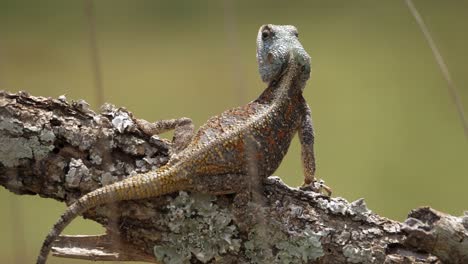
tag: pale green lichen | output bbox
[39,129,56,144]
[153,192,326,263]
[65,158,89,188]
[317,196,373,222]
[245,224,325,263]
[0,135,53,167]
[244,224,281,262]
[30,133,55,160]
[343,244,375,264]
[0,136,33,167]
[0,118,23,136]
[0,117,56,167]
[463,212,468,230]
[153,192,241,264]
[276,229,324,263]
[111,111,134,133]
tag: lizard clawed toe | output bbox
[301,179,332,196]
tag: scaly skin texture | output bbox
[37,24,318,264]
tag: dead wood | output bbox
[1,91,466,264]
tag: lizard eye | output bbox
[294,31,299,38]
[262,30,271,40]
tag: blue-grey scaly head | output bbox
[256,24,311,85]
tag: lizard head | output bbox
[256,24,311,85]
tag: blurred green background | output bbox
[0,0,467,263]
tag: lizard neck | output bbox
[257,60,308,105]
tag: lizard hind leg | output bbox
[135,117,194,155]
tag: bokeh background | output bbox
[0,0,467,263]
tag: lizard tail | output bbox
[36,201,83,264]
[36,169,190,264]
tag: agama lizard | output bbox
[37,24,326,264]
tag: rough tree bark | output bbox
[0,91,466,264]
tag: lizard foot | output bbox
[133,117,194,155]
[301,179,332,196]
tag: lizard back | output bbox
[171,70,305,179]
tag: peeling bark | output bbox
[0,91,466,264]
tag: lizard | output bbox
[36,24,327,264]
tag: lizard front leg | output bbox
[298,101,316,185]
[298,100,332,195]
[135,117,194,154]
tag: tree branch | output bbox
[51,235,156,262]
[0,91,466,263]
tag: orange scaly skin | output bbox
[37,24,318,263]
